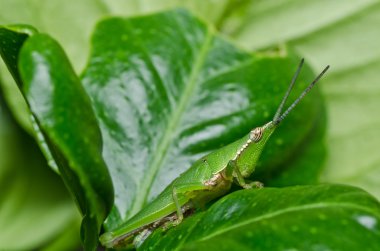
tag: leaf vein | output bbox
[131,26,214,214]
[198,202,380,241]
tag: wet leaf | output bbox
[0,28,114,250]
[141,185,380,251]
[80,10,324,228]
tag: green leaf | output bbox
[0,9,326,248]
[0,25,36,85]
[18,34,114,250]
[0,25,58,171]
[141,185,380,251]
[1,1,328,190]
[216,0,380,199]
[0,94,80,250]
[79,9,324,229]
[1,0,377,249]
[0,0,248,134]
[0,29,114,250]
[0,25,37,135]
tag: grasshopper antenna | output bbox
[274,64,330,124]
[273,58,304,122]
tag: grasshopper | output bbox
[100,59,330,248]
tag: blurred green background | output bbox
[1,0,379,249]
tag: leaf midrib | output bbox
[195,201,380,243]
[130,27,213,216]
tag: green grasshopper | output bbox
[100,59,330,248]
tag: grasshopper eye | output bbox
[250,127,263,142]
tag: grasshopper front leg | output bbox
[227,160,263,189]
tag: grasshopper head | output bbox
[236,59,329,177]
[248,121,277,149]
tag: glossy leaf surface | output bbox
[0,25,58,171]
[1,0,379,201]
[19,34,114,250]
[1,7,325,250]
[0,29,114,250]
[0,25,36,85]
[1,9,325,247]
[0,1,379,250]
[80,10,324,228]
[141,185,380,251]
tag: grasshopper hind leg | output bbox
[171,183,209,224]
